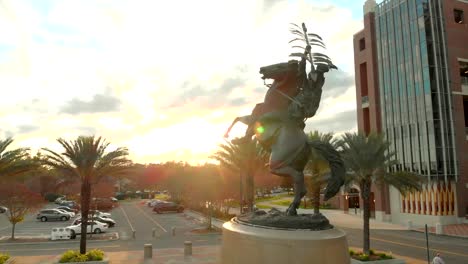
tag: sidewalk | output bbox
[10,245,221,264]
[256,202,407,230]
[257,201,468,237]
[415,223,468,238]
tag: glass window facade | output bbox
[374,0,457,180]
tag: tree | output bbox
[338,132,422,254]
[305,131,336,214]
[42,136,131,254]
[210,138,269,213]
[0,138,39,182]
[0,183,44,239]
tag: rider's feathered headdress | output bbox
[288,23,337,72]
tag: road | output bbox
[0,201,221,256]
[1,200,467,263]
[255,201,468,263]
[343,227,468,263]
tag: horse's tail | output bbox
[308,140,345,201]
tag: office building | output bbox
[352,0,467,225]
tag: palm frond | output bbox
[0,138,38,180]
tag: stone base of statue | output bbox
[221,209,350,264]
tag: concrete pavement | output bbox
[10,246,221,264]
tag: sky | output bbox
[0,0,366,164]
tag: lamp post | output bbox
[239,171,243,214]
[205,201,213,230]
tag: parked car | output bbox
[88,210,111,218]
[56,206,78,214]
[73,216,115,227]
[54,196,65,204]
[55,209,75,218]
[67,221,108,236]
[147,199,164,207]
[36,209,71,222]
[152,202,184,214]
[59,200,78,208]
[0,206,7,213]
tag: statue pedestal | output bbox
[221,219,350,264]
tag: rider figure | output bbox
[233,45,329,145]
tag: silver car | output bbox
[36,209,70,222]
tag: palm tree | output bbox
[338,132,422,254]
[0,138,38,181]
[210,138,269,213]
[305,131,336,214]
[42,136,131,254]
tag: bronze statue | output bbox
[225,23,344,217]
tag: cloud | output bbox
[263,0,285,12]
[17,125,39,134]
[0,129,14,139]
[61,93,121,115]
[322,70,355,99]
[229,98,248,106]
[74,126,97,135]
[219,78,245,94]
[306,109,357,134]
[170,77,247,108]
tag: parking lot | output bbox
[0,199,218,244]
[0,199,221,257]
[0,203,118,240]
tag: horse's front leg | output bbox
[224,115,253,138]
[224,117,241,138]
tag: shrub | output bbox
[86,249,104,261]
[0,253,10,264]
[349,249,394,261]
[378,253,393,260]
[358,254,370,261]
[115,193,125,200]
[59,249,104,263]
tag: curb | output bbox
[0,232,119,246]
[410,228,468,239]
[185,210,226,229]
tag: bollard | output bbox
[132,229,136,239]
[172,227,176,236]
[184,241,192,256]
[152,228,156,238]
[435,223,443,235]
[144,244,152,259]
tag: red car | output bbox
[152,202,184,214]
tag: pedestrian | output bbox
[432,252,445,264]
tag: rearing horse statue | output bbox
[224,24,344,216]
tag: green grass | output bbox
[255,193,291,202]
[256,204,273,209]
[269,200,335,209]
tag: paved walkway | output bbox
[257,201,468,237]
[10,246,221,264]
[255,202,407,230]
